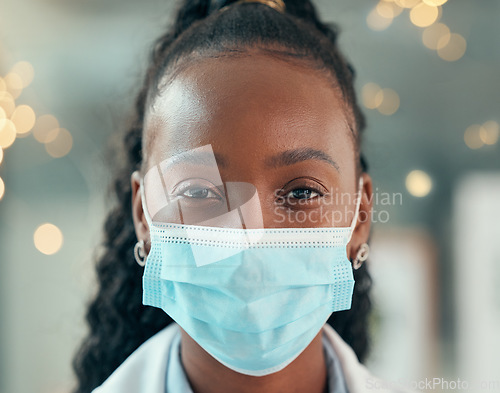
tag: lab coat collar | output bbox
[92,323,417,393]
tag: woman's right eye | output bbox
[172,179,224,202]
[180,186,221,200]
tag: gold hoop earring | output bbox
[353,243,369,270]
[134,239,146,267]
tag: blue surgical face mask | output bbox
[139,176,363,377]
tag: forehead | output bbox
[143,52,354,170]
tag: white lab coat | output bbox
[92,323,417,393]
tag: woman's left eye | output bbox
[276,178,328,207]
[286,188,321,200]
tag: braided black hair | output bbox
[72,1,372,392]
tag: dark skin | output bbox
[131,51,373,393]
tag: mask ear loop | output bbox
[345,177,364,244]
[139,177,154,229]
[132,177,153,267]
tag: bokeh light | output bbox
[410,3,440,28]
[437,33,467,61]
[0,77,6,92]
[4,72,23,99]
[11,105,36,136]
[0,119,17,149]
[362,83,383,109]
[0,91,16,118]
[376,88,400,115]
[44,128,73,158]
[362,84,400,115]
[367,7,393,31]
[423,0,448,6]
[33,223,64,255]
[406,170,433,197]
[422,23,451,50]
[33,114,60,143]
[0,176,4,200]
[376,1,403,18]
[395,0,420,8]
[479,121,499,145]
[0,146,3,165]
[10,61,34,88]
[464,125,484,150]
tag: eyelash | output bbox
[278,181,327,206]
[176,186,222,200]
[286,187,323,200]
[174,181,327,204]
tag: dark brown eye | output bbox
[275,177,330,208]
[287,187,321,200]
[182,187,219,199]
[172,179,224,202]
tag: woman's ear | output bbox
[346,172,373,262]
[131,170,151,254]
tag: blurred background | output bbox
[0,0,499,392]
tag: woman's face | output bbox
[132,52,372,255]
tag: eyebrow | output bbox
[161,147,339,172]
[161,150,229,170]
[264,147,340,172]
